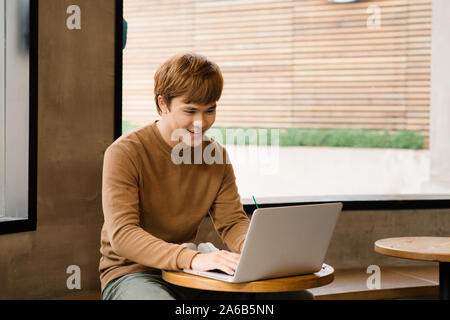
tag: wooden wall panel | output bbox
[123,0,431,137]
[0,0,115,299]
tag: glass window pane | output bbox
[122,0,444,202]
[2,0,29,220]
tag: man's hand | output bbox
[190,250,240,275]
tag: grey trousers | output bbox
[101,271,315,300]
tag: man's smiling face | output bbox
[158,95,217,147]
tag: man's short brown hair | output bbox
[153,52,224,115]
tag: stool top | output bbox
[375,237,450,262]
[162,264,334,293]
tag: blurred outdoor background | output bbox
[121,0,446,201]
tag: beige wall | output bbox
[0,0,115,299]
[425,0,450,193]
[325,208,450,269]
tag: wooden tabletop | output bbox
[375,237,450,262]
[162,264,334,293]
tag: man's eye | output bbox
[185,110,215,114]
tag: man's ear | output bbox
[158,95,169,114]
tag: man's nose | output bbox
[192,119,203,130]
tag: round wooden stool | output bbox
[162,264,334,293]
[375,237,450,300]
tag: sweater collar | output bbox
[150,120,173,155]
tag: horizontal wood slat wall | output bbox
[123,0,431,137]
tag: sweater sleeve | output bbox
[102,144,199,270]
[209,153,250,253]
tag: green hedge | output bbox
[208,127,426,150]
[280,128,425,149]
[122,121,426,150]
[122,120,140,134]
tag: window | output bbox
[0,0,36,234]
[122,0,450,208]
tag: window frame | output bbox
[115,0,123,140]
[241,195,450,215]
[0,0,37,235]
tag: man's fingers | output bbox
[217,251,240,265]
[214,251,240,275]
[219,265,235,275]
[222,254,240,266]
[191,252,240,275]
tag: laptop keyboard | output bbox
[209,269,228,275]
[183,269,234,281]
[198,270,234,281]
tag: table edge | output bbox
[374,239,450,263]
[162,264,335,293]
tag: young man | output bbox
[99,52,313,300]
[99,52,251,300]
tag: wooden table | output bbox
[162,264,334,295]
[375,237,450,300]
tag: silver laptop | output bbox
[183,202,342,283]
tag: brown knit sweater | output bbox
[99,120,250,291]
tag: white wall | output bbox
[423,0,450,193]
